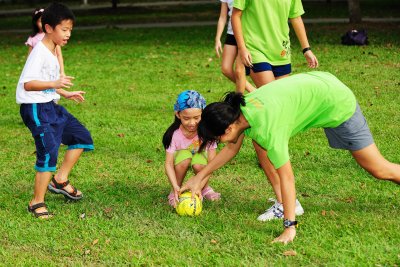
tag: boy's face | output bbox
[45,19,73,47]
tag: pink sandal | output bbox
[201,186,221,201]
[168,192,177,207]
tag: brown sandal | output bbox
[48,176,83,200]
[28,202,53,219]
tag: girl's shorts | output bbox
[174,149,208,166]
[324,103,374,151]
[224,34,237,46]
[245,62,291,77]
[20,101,94,172]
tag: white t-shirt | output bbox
[16,41,60,104]
[221,0,234,35]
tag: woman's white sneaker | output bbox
[257,199,304,222]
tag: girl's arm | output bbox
[165,152,180,206]
[55,45,65,76]
[272,160,297,244]
[232,8,252,67]
[290,16,319,68]
[181,133,245,197]
[215,3,228,58]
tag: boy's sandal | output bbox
[28,202,53,219]
[48,176,83,201]
[201,186,221,201]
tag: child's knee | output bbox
[176,158,191,170]
[192,164,205,173]
[221,65,233,77]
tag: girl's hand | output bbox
[272,227,296,244]
[304,50,319,68]
[64,91,86,103]
[54,75,74,89]
[215,39,223,58]
[173,185,180,207]
[239,48,253,68]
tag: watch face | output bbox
[284,219,297,228]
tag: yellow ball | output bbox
[176,192,202,216]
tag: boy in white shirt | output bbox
[16,2,94,219]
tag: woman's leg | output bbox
[351,143,400,184]
[249,70,276,88]
[253,141,282,201]
[221,44,237,83]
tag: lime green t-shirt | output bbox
[233,0,304,65]
[242,71,357,169]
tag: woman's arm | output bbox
[232,8,252,67]
[215,3,228,58]
[180,133,245,197]
[273,160,297,244]
[290,16,318,68]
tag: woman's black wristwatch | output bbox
[302,47,311,54]
[283,219,298,228]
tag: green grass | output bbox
[1,23,400,265]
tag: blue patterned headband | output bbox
[173,90,206,112]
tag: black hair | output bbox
[162,116,181,149]
[41,2,75,33]
[30,8,44,37]
[198,92,246,151]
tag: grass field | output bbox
[0,22,399,265]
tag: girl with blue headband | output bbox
[162,90,221,207]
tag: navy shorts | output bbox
[224,34,237,46]
[20,101,94,172]
[324,103,374,151]
[245,62,291,77]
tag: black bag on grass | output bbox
[341,29,368,46]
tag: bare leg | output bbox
[351,143,400,184]
[52,148,84,195]
[174,158,191,187]
[253,141,282,202]
[30,171,53,217]
[249,70,275,88]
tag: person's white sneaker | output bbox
[257,199,304,222]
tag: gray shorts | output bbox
[324,103,374,151]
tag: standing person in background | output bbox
[215,0,255,93]
[231,0,319,222]
[26,7,65,76]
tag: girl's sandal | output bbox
[48,176,83,201]
[168,192,177,207]
[201,186,221,201]
[28,202,53,219]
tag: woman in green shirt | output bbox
[181,72,400,244]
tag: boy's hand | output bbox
[64,90,86,103]
[55,75,74,89]
[272,227,296,244]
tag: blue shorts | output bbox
[245,62,291,77]
[20,101,94,172]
